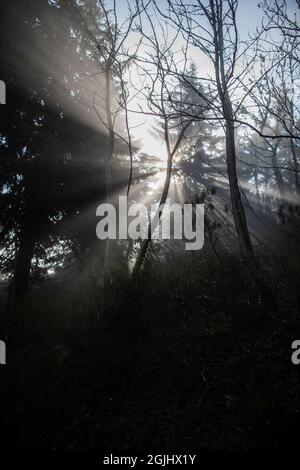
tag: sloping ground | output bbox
[2,253,300,450]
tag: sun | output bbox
[139,134,168,168]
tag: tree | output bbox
[156,0,256,259]
[0,0,112,301]
[130,8,194,275]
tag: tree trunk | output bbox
[13,225,35,302]
[102,64,115,272]
[214,7,254,259]
[225,116,254,257]
[132,152,173,278]
[271,142,285,200]
[290,137,300,196]
[254,166,260,203]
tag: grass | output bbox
[2,250,300,449]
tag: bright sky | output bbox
[117,0,265,162]
[116,0,299,163]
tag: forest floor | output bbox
[2,252,300,450]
